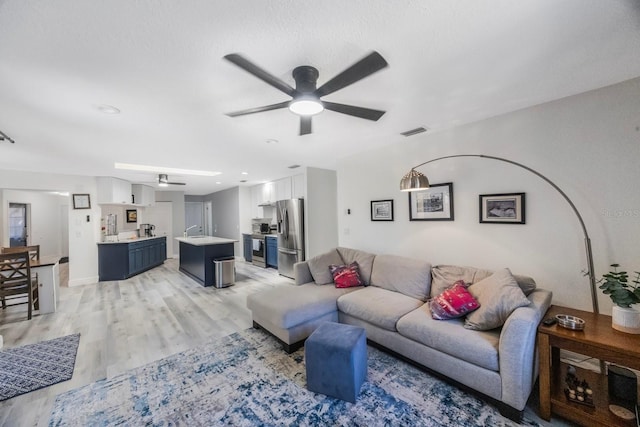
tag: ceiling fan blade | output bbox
[300,116,312,135]
[314,51,388,98]
[225,101,290,117]
[224,54,297,97]
[323,101,386,121]
[168,182,186,185]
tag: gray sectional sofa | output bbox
[246,247,552,421]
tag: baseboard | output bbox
[67,276,99,287]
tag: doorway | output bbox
[185,202,204,236]
[8,202,29,247]
[204,201,213,236]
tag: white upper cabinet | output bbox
[250,185,262,218]
[261,181,274,205]
[274,177,292,201]
[97,177,132,205]
[292,174,305,199]
[131,184,155,206]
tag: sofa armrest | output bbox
[294,261,313,285]
[498,288,552,411]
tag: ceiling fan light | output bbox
[158,182,169,187]
[289,99,324,116]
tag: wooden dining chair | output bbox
[1,245,40,261]
[1,245,40,311]
[0,251,39,320]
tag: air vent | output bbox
[239,180,247,183]
[288,164,301,169]
[400,126,428,137]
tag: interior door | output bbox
[8,202,29,247]
[143,201,173,258]
[185,202,204,236]
[204,201,213,236]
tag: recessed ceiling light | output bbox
[97,104,121,114]
[266,139,278,144]
[114,163,220,176]
[241,172,248,175]
[216,181,222,185]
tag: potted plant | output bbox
[599,264,640,334]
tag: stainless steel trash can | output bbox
[213,257,235,288]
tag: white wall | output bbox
[337,77,640,314]
[0,170,100,286]
[0,190,68,257]
[306,167,338,258]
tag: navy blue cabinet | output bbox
[243,234,252,262]
[98,237,166,281]
[266,236,278,268]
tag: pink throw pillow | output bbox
[329,262,364,288]
[430,280,480,320]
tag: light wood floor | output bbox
[0,258,291,426]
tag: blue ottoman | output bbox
[305,322,367,403]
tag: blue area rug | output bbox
[49,329,538,426]
[0,333,80,401]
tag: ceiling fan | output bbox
[223,51,388,135]
[158,174,185,187]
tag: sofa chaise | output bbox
[246,247,552,421]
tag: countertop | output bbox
[97,236,166,245]
[175,236,238,246]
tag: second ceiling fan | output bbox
[224,51,388,135]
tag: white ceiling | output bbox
[1,0,640,195]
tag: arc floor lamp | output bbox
[400,154,599,314]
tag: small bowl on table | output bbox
[555,314,585,330]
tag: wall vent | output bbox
[400,126,428,137]
[288,164,301,169]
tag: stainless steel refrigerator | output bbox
[276,198,305,279]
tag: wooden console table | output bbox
[538,305,640,426]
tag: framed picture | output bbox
[409,182,454,221]
[72,193,91,209]
[479,193,526,224]
[371,199,394,221]
[126,209,138,223]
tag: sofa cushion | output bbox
[336,247,376,285]
[337,287,424,331]
[431,264,537,297]
[307,249,344,285]
[369,254,432,301]
[430,280,480,320]
[330,262,365,288]
[397,305,500,372]
[464,268,531,331]
[247,283,358,329]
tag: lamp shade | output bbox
[400,169,430,191]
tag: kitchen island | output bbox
[175,236,237,287]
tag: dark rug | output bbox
[49,329,538,426]
[0,333,80,401]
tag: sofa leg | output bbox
[283,340,305,354]
[498,404,523,423]
[251,320,305,354]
